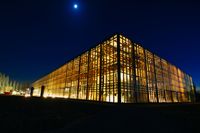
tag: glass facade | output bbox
[32,34,195,103]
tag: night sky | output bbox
[0,0,200,88]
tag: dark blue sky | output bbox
[0,0,199,88]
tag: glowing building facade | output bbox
[0,72,24,94]
[32,34,195,103]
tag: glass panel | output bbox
[32,34,194,103]
[119,35,134,103]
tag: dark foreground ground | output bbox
[0,95,199,133]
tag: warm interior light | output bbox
[31,35,194,103]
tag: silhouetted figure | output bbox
[30,87,34,97]
[40,86,45,98]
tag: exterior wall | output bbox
[33,35,119,102]
[32,34,195,103]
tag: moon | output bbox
[74,4,78,9]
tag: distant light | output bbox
[24,94,30,98]
[74,4,78,9]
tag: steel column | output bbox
[143,49,149,102]
[117,34,121,103]
[153,54,159,103]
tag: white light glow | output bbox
[74,4,78,9]
[24,94,30,98]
